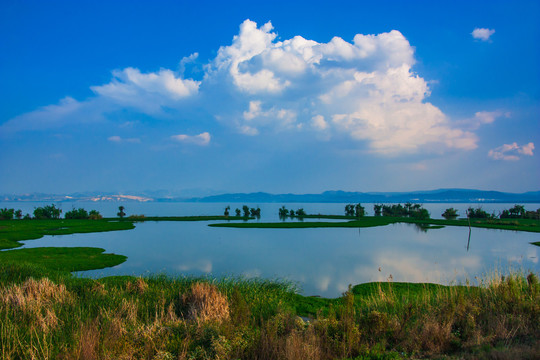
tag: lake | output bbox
[3,201,539,298]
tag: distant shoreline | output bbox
[2,188,540,204]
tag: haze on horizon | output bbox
[1,0,538,196]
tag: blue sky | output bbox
[1,0,538,196]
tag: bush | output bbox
[33,204,62,219]
[64,208,89,219]
[0,208,15,220]
[442,208,459,219]
[88,210,102,220]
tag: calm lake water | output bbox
[3,202,539,298]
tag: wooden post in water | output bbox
[466,209,472,251]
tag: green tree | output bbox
[33,204,62,219]
[224,206,230,217]
[14,209,23,219]
[65,208,89,219]
[373,204,382,216]
[442,208,459,219]
[354,203,365,217]
[279,206,288,218]
[117,206,126,218]
[295,208,306,217]
[250,207,261,217]
[235,208,241,217]
[345,204,355,216]
[89,210,102,220]
[0,208,15,220]
[242,205,250,217]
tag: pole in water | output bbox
[466,209,472,251]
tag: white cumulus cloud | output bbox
[92,67,200,114]
[472,28,495,41]
[171,132,211,146]
[3,19,491,156]
[488,142,534,160]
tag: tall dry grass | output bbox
[0,263,538,359]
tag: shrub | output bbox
[88,210,102,220]
[33,204,62,219]
[441,208,459,219]
[64,208,89,219]
[0,208,15,220]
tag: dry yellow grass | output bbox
[182,282,230,324]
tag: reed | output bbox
[0,262,538,359]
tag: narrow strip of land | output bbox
[209,215,540,233]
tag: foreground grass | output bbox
[210,215,540,233]
[1,262,538,360]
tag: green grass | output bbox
[0,262,537,359]
[0,247,127,272]
[0,219,136,250]
[123,215,253,222]
[210,216,396,229]
[210,215,540,232]
[0,216,252,251]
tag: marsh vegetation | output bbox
[1,262,538,359]
[0,202,539,358]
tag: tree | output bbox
[279,206,288,218]
[65,208,89,219]
[235,208,241,217]
[373,204,382,216]
[117,206,126,218]
[442,208,459,220]
[354,204,365,217]
[89,210,102,220]
[242,205,250,217]
[467,206,491,219]
[0,208,15,220]
[224,206,230,217]
[509,205,525,218]
[14,209,23,220]
[404,202,412,216]
[296,208,306,217]
[411,208,430,220]
[33,204,62,219]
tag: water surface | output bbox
[14,202,539,297]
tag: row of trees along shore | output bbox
[224,205,261,218]
[0,204,130,220]
[277,203,540,221]
[1,203,539,221]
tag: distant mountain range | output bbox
[186,189,540,203]
[2,189,540,203]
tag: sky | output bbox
[0,0,539,196]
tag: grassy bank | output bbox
[0,219,136,250]
[0,215,251,251]
[210,215,540,233]
[1,263,538,359]
[0,247,127,272]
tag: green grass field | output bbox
[0,261,537,359]
[0,215,539,358]
[210,215,540,233]
[0,219,136,250]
